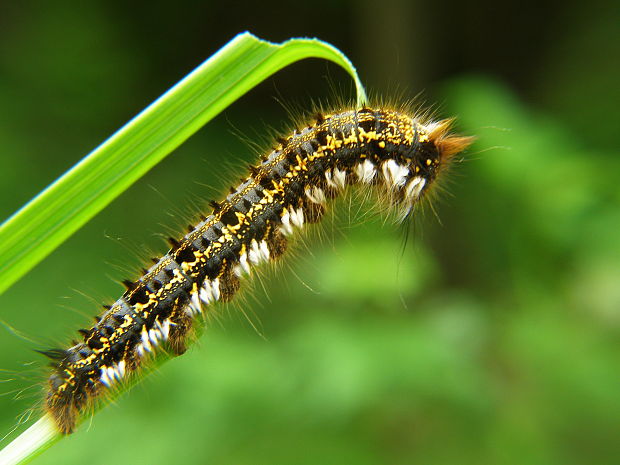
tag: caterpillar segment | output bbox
[43,107,472,433]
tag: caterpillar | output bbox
[40,105,473,434]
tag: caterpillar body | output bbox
[41,106,472,434]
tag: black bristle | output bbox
[151,257,159,264]
[122,279,136,291]
[315,113,325,124]
[102,304,112,310]
[209,200,221,213]
[167,237,181,248]
[276,136,288,146]
[78,329,90,337]
[36,348,67,361]
[187,224,194,233]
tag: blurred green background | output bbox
[1,1,619,464]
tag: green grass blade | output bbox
[0,32,366,297]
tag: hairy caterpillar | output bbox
[40,105,472,434]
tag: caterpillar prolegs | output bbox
[42,106,473,434]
